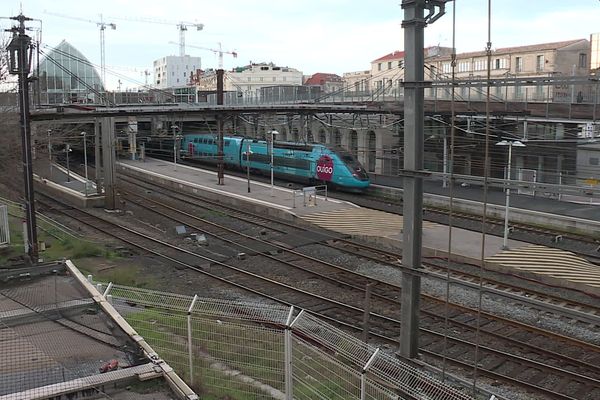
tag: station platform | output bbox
[118,158,600,296]
[33,158,104,208]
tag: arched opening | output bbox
[319,129,326,143]
[292,127,299,142]
[350,130,358,158]
[368,131,376,172]
[334,129,341,146]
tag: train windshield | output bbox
[335,148,369,181]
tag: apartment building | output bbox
[227,63,303,95]
[343,70,371,93]
[369,46,452,94]
[592,33,600,72]
[427,39,590,102]
[304,73,343,93]
[191,63,303,96]
[153,55,202,89]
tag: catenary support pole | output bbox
[217,69,225,185]
[400,0,448,359]
[94,118,102,194]
[7,14,38,262]
[101,117,116,209]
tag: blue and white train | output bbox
[179,134,370,191]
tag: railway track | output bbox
[112,177,597,398]
[118,173,600,327]
[39,190,600,399]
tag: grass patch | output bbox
[0,215,118,265]
[78,261,154,288]
[126,308,286,399]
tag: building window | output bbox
[378,63,382,71]
[494,58,507,69]
[579,53,588,68]
[442,62,451,73]
[590,157,599,166]
[260,77,263,82]
[458,61,470,72]
[398,60,404,68]
[474,59,486,71]
[515,57,523,72]
[183,72,186,77]
[273,77,276,81]
[536,55,544,71]
[388,61,392,69]
[283,77,286,82]
[247,77,251,82]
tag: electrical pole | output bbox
[6,13,38,263]
[400,0,448,359]
[217,68,225,185]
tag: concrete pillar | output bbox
[151,115,163,135]
[375,128,391,174]
[101,117,116,209]
[357,131,368,169]
[341,129,351,152]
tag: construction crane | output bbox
[43,11,116,92]
[108,16,203,56]
[171,41,237,69]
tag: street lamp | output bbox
[269,130,279,196]
[81,131,88,196]
[47,129,52,179]
[171,124,179,170]
[496,139,526,250]
[65,143,72,182]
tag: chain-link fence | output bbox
[103,283,475,400]
[0,266,173,399]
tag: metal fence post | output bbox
[102,282,113,297]
[285,308,303,400]
[360,348,380,400]
[187,294,199,386]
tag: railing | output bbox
[292,185,328,208]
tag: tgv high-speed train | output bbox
[179,134,370,191]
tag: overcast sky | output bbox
[3,0,599,90]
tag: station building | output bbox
[427,39,591,103]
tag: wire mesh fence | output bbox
[104,283,475,400]
[0,268,168,399]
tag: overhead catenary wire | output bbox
[442,0,457,382]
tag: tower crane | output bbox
[170,42,237,69]
[43,11,116,92]
[108,16,203,56]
